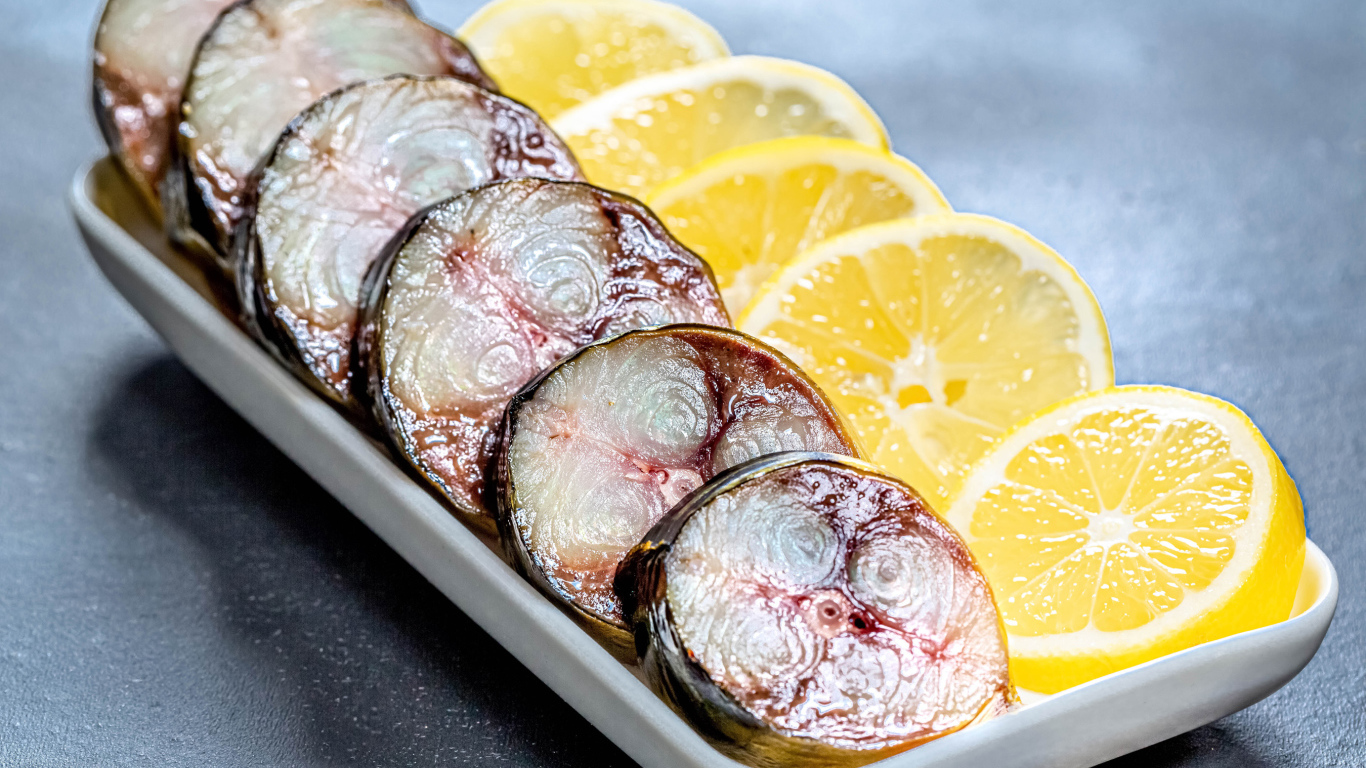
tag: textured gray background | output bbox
[1,0,1362,765]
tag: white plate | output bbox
[70,157,1338,768]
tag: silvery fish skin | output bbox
[497,326,860,657]
[237,75,580,410]
[91,0,237,211]
[617,453,1015,768]
[356,179,729,533]
[166,0,495,264]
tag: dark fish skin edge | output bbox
[91,0,259,272]
[493,324,860,662]
[615,452,1016,768]
[90,0,241,218]
[162,0,493,271]
[353,181,732,536]
[234,73,576,418]
[583,189,729,333]
[90,58,155,217]
[494,362,639,656]
[90,31,127,194]
[351,195,474,507]
[159,0,284,277]
[491,324,703,662]
[90,71,122,187]
[233,79,368,418]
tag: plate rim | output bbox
[68,156,1340,768]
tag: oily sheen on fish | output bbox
[355,178,729,533]
[237,75,580,409]
[497,325,860,656]
[166,0,495,263]
[92,0,238,211]
[617,453,1015,767]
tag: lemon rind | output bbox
[944,385,1304,689]
[736,212,1114,386]
[460,0,731,62]
[550,55,890,151]
[644,135,949,215]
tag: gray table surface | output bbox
[2,0,1362,765]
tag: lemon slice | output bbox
[945,385,1307,693]
[737,213,1112,512]
[460,0,728,119]
[551,55,888,198]
[646,136,950,313]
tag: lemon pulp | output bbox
[738,214,1112,512]
[647,136,949,312]
[946,386,1306,693]
[551,55,888,198]
[460,0,729,118]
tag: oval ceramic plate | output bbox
[70,157,1337,768]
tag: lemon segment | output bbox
[460,0,729,119]
[551,55,888,199]
[737,214,1112,512]
[945,386,1307,693]
[646,136,950,312]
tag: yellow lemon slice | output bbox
[737,213,1113,511]
[551,55,888,199]
[460,0,728,119]
[944,385,1307,693]
[646,136,950,313]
